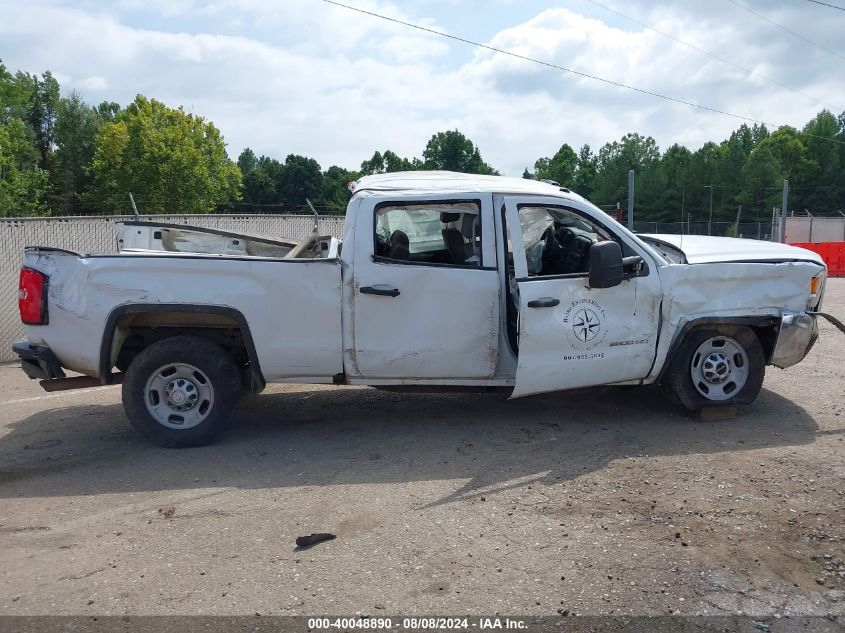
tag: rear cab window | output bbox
[374,202,483,267]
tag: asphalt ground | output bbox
[1,280,843,618]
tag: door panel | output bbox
[504,198,662,397]
[351,195,500,379]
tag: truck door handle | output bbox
[527,297,559,308]
[360,286,401,298]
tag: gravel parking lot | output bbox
[1,280,843,618]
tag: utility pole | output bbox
[771,207,778,241]
[704,184,714,236]
[627,170,635,230]
[780,180,789,243]
[734,205,742,238]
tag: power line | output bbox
[319,0,845,146]
[585,0,842,112]
[725,0,845,62]
[805,0,845,11]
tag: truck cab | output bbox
[341,173,662,398]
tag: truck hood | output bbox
[640,234,825,266]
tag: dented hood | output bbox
[641,234,825,266]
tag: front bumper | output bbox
[771,311,818,369]
[12,339,66,380]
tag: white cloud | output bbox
[78,75,109,91]
[0,0,842,179]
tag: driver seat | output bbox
[388,230,410,260]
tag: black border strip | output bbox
[98,304,265,390]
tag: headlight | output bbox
[809,271,826,310]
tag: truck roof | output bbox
[352,170,583,201]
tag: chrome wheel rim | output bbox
[144,363,214,429]
[690,336,749,401]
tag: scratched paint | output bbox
[22,248,344,381]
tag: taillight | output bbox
[19,267,48,325]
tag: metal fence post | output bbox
[780,180,788,243]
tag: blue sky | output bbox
[2,0,843,178]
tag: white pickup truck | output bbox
[14,172,827,447]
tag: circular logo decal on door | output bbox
[572,308,601,343]
[562,299,608,351]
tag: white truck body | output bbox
[15,172,827,438]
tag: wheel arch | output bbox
[657,315,779,384]
[99,303,265,391]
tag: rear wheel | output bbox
[663,325,765,411]
[122,336,241,447]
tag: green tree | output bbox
[23,71,60,169]
[421,130,498,175]
[739,144,781,211]
[0,62,50,216]
[533,143,578,186]
[320,165,357,214]
[761,127,810,181]
[237,147,257,175]
[51,91,103,214]
[0,61,35,123]
[573,144,597,198]
[88,95,241,213]
[96,101,121,122]
[801,111,841,211]
[0,117,48,216]
[359,149,415,175]
[240,154,285,207]
[276,154,323,206]
[653,144,693,222]
[592,133,660,209]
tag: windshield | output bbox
[639,236,685,264]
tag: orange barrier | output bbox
[789,241,845,277]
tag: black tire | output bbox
[122,335,241,447]
[662,325,765,411]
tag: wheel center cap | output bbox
[704,353,731,383]
[170,390,187,405]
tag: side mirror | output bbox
[589,241,624,289]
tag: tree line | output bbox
[2,60,844,221]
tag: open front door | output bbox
[504,197,662,398]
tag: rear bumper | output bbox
[12,339,66,380]
[771,311,818,369]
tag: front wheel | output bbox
[122,336,241,447]
[663,325,765,411]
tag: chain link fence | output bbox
[1,214,344,363]
[632,218,845,242]
[632,221,776,240]
[5,213,843,365]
